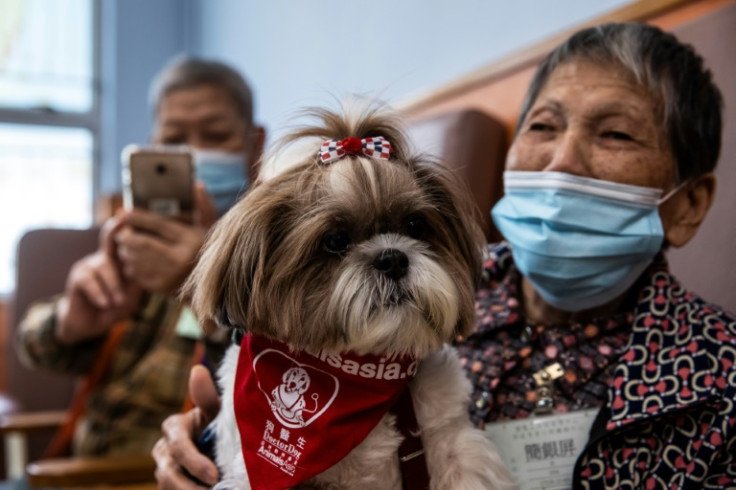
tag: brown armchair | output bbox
[406,108,507,242]
[0,227,155,488]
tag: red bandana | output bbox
[234,333,417,490]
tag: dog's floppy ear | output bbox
[182,180,284,333]
[413,158,486,337]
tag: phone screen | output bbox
[122,145,195,224]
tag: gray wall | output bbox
[189,0,630,137]
[100,0,195,193]
[102,0,632,192]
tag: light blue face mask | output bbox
[193,149,249,216]
[491,171,681,312]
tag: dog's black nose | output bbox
[373,249,409,280]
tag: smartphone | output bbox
[122,145,195,224]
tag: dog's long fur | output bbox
[184,103,514,489]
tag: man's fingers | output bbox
[93,258,126,306]
[123,209,187,242]
[189,365,221,423]
[81,275,113,309]
[69,262,112,309]
[100,215,126,258]
[75,276,112,309]
[194,182,218,228]
[116,228,169,258]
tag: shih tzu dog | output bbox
[183,103,513,489]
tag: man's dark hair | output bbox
[149,56,254,125]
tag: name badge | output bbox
[484,408,598,490]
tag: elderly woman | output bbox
[153,23,734,490]
[456,22,734,489]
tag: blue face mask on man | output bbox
[491,171,683,312]
[193,149,249,217]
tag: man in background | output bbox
[16,56,264,457]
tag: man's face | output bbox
[152,83,251,153]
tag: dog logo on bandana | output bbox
[270,367,320,426]
[253,349,340,429]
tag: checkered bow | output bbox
[319,136,393,164]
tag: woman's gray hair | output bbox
[149,56,254,125]
[517,23,723,182]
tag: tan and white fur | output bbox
[184,103,514,489]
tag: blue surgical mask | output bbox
[491,171,678,312]
[193,149,249,216]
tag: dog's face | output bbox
[186,108,484,359]
[282,368,310,394]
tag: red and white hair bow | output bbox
[319,136,393,164]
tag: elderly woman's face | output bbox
[507,60,675,191]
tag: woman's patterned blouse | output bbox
[456,242,736,489]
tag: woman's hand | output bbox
[153,365,222,489]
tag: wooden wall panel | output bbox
[0,299,8,391]
[401,0,734,137]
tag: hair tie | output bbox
[319,136,393,164]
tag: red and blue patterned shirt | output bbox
[456,242,736,489]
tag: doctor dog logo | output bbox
[272,367,313,425]
[253,349,339,428]
[237,338,418,483]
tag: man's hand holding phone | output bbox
[116,183,218,294]
[118,146,219,294]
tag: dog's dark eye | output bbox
[324,231,351,254]
[407,216,427,240]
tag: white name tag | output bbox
[484,409,598,490]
